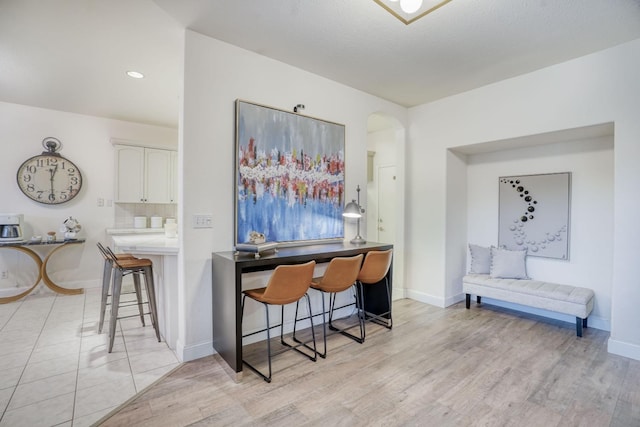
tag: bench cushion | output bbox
[462,273,594,319]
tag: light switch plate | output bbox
[193,214,213,228]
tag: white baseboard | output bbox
[405,289,446,308]
[178,339,214,362]
[608,338,640,361]
[0,278,101,298]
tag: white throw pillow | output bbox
[468,244,492,274]
[490,247,528,279]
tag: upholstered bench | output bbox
[462,273,595,337]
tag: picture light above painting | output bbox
[235,100,346,246]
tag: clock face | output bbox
[16,154,83,204]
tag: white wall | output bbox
[0,101,177,291]
[464,136,614,329]
[406,38,640,360]
[180,30,407,360]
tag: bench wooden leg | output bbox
[465,293,470,309]
[477,296,481,304]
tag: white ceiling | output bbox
[1,0,639,130]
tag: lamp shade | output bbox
[343,200,362,218]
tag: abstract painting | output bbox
[235,100,346,245]
[498,172,571,259]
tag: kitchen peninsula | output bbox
[109,231,181,359]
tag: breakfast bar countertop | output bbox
[111,234,179,254]
[106,228,167,235]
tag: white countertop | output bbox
[106,228,166,235]
[111,234,179,255]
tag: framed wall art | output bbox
[498,172,571,260]
[235,100,346,245]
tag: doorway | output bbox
[366,112,405,296]
[377,165,396,243]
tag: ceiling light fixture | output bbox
[126,71,144,79]
[373,0,453,25]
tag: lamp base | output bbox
[350,236,366,244]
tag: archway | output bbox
[367,112,406,298]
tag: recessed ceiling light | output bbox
[126,71,144,79]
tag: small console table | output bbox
[0,239,85,303]
[212,241,393,378]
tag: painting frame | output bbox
[234,99,346,246]
[498,172,571,260]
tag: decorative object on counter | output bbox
[16,137,83,205]
[235,241,278,259]
[47,231,56,242]
[150,215,163,229]
[30,235,42,243]
[61,216,81,240]
[164,218,177,238]
[134,216,147,229]
[0,213,24,242]
[249,231,266,244]
[343,185,366,244]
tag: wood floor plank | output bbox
[98,299,640,426]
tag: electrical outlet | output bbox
[193,214,213,228]
[1,271,8,280]
[97,197,104,207]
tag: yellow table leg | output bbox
[0,241,84,303]
[0,246,43,304]
[41,242,84,295]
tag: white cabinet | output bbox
[115,145,176,204]
[170,150,178,204]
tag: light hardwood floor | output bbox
[98,299,640,426]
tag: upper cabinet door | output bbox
[114,144,176,204]
[145,148,172,204]
[170,150,178,204]
[115,145,145,203]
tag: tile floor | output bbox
[0,283,180,427]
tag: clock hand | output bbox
[49,165,58,200]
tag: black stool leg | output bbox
[241,298,273,383]
[318,291,328,358]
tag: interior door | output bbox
[378,165,396,243]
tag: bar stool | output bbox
[241,260,317,383]
[98,245,161,353]
[341,249,393,344]
[297,254,363,358]
[96,243,144,334]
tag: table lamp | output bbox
[343,185,366,244]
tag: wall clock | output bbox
[16,137,83,205]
